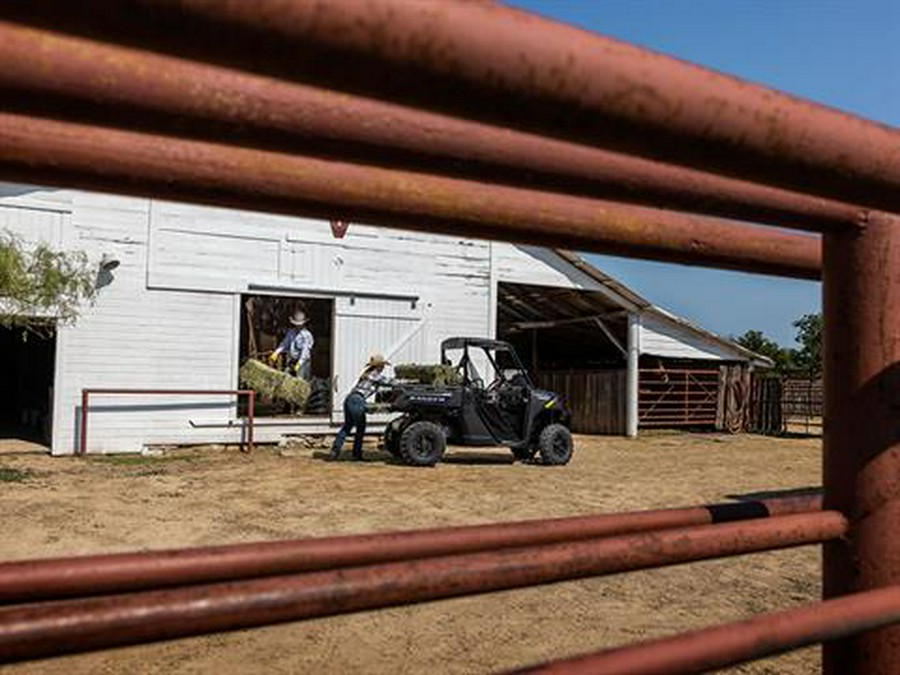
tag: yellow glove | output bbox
[268,352,279,365]
[292,360,301,374]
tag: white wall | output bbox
[639,312,743,361]
[147,202,493,413]
[42,191,240,454]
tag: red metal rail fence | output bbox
[0,1,898,672]
[639,367,720,429]
[80,389,255,456]
[783,377,824,435]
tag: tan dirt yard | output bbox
[1,432,821,674]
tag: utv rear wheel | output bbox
[399,421,446,467]
[538,424,572,465]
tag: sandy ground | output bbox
[0,432,821,674]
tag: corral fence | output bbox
[536,365,749,435]
[748,375,823,436]
[0,1,897,673]
[638,364,749,433]
[639,367,720,428]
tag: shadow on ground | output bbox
[727,486,822,501]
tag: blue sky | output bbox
[507,0,900,346]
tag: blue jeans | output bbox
[331,393,366,458]
[285,360,311,380]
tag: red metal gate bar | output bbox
[80,388,255,456]
[0,22,861,234]
[0,494,821,605]
[0,511,845,664]
[0,113,821,279]
[5,1,898,211]
[822,211,900,672]
[511,583,900,675]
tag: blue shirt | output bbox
[277,327,314,363]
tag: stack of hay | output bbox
[394,364,462,386]
[240,359,311,408]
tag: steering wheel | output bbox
[485,377,504,394]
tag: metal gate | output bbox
[638,367,720,428]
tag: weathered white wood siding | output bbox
[332,296,425,417]
[2,188,241,454]
[148,203,493,419]
[494,244,608,291]
[2,188,494,453]
[639,312,743,361]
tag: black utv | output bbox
[378,338,573,467]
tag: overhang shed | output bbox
[495,249,771,436]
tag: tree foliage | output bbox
[792,313,822,376]
[734,312,823,376]
[734,329,793,373]
[0,231,96,330]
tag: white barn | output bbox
[0,184,766,455]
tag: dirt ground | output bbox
[1,432,821,674]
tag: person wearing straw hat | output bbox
[269,309,314,380]
[330,353,392,461]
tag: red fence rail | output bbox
[0,510,843,664]
[639,368,720,428]
[0,494,821,605]
[79,389,255,456]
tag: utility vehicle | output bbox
[379,338,572,466]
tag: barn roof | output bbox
[551,250,774,367]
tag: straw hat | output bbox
[289,310,308,326]
[366,353,390,369]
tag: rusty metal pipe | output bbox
[0,512,845,664]
[511,583,900,675]
[79,389,254,456]
[0,494,821,604]
[823,212,900,673]
[3,1,898,211]
[0,22,861,233]
[0,113,821,279]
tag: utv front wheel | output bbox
[399,421,446,467]
[538,424,572,465]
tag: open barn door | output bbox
[332,296,426,421]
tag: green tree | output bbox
[792,312,822,376]
[734,329,794,373]
[0,231,96,332]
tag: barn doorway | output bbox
[0,323,55,449]
[238,295,334,417]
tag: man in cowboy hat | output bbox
[269,309,314,380]
[330,353,391,461]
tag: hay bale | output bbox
[394,364,461,386]
[240,359,311,408]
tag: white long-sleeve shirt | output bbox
[276,327,314,364]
